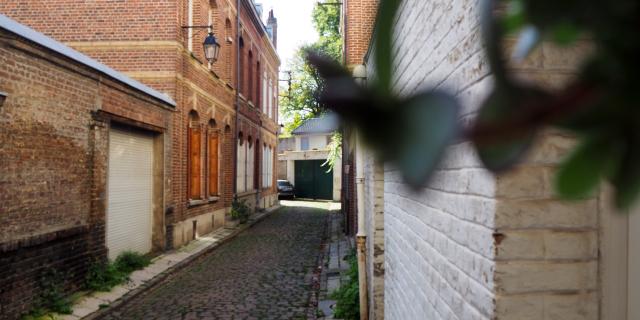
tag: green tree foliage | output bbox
[323,132,343,171]
[307,0,640,210]
[280,0,342,136]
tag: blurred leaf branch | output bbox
[307,0,640,209]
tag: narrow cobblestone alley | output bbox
[98,202,333,320]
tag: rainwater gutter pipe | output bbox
[353,64,369,320]
[233,0,241,201]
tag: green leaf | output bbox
[613,139,640,210]
[473,86,542,172]
[395,91,460,188]
[374,0,401,95]
[477,135,534,172]
[551,23,581,45]
[481,0,509,85]
[502,0,525,33]
[555,136,611,199]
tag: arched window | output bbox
[208,119,219,197]
[207,1,218,69]
[187,0,194,52]
[188,111,201,199]
[248,50,254,102]
[256,60,261,108]
[239,37,245,95]
[225,19,232,83]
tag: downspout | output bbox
[233,0,241,201]
[353,64,368,320]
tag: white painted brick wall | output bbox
[364,152,385,319]
[374,0,599,319]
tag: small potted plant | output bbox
[230,199,250,224]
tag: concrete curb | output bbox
[64,205,281,320]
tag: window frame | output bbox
[207,126,220,197]
[188,119,202,200]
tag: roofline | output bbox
[291,130,336,135]
[241,0,280,64]
[0,14,176,107]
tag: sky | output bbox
[258,0,318,71]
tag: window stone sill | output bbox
[236,190,257,198]
[188,199,208,208]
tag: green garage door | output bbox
[295,160,333,200]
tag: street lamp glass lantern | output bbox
[203,33,221,63]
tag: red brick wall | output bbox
[0,27,173,318]
[0,1,177,42]
[0,0,280,242]
[343,0,378,67]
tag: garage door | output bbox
[107,127,154,260]
[295,160,333,200]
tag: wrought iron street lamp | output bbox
[182,25,221,63]
[203,32,221,63]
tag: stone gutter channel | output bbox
[317,209,354,320]
[58,205,281,320]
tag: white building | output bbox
[278,113,341,201]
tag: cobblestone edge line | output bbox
[305,209,331,319]
[85,206,281,320]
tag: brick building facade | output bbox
[344,0,634,319]
[1,0,280,250]
[0,15,175,317]
[0,0,279,317]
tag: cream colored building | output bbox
[278,114,341,201]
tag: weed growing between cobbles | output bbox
[86,251,151,291]
[330,250,359,320]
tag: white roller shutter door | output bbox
[107,127,154,260]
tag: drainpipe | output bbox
[233,0,241,201]
[353,64,368,320]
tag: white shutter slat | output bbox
[107,128,154,260]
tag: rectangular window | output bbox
[262,145,267,188]
[247,141,254,191]
[273,85,278,119]
[268,78,273,118]
[267,147,273,187]
[262,71,268,113]
[208,131,219,196]
[188,126,202,199]
[301,137,309,151]
[256,63,261,108]
[236,139,246,193]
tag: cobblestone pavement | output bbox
[99,202,331,320]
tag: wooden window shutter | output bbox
[209,132,219,196]
[189,126,202,199]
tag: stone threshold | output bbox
[58,205,281,320]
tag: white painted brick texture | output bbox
[379,0,598,319]
[364,152,385,319]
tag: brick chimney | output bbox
[266,9,277,49]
